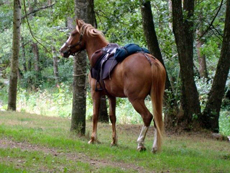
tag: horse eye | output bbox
[71,33,76,37]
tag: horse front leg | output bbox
[88,91,101,144]
[108,96,117,146]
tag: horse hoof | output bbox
[137,146,146,152]
[88,140,94,144]
[88,139,101,144]
[110,142,117,147]
[152,147,157,153]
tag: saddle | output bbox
[90,43,118,78]
[90,43,150,91]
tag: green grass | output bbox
[0,111,230,173]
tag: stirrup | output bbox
[95,81,103,91]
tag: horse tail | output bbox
[150,58,166,151]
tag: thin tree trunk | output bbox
[32,42,41,87]
[98,95,109,123]
[88,0,108,123]
[32,43,40,72]
[8,0,21,111]
[202,0,230,132]
[196,40,208,78]
[196,15,208,79]
[140,0,178,129]
[71,0,90,134]
[48,0,59,85]
[168,0,173,31]
[52,47,59,84]
[21,36,27,72]
[66,17,75,30]
[172,0,201,128]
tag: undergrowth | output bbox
[0,83,230,136]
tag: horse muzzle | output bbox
[60,49,71,58]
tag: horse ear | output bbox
[76,19,84,32]
[76,19,80,32]
[76,19,80,25]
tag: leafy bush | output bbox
[17,84,72,117]
[219,111,230,136]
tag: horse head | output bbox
[60,19,86,58]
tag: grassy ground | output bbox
[0,111,230,173]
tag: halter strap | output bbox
[62,26,86,56]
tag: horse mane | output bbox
[77,20,109,44]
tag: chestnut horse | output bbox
[60,20,166,153]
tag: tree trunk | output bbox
[88,0,108,123]
[8,0,21,111]
[202,0,230,132]
[32,43,40,72]
[172,0,201,129]
[71,0,94,134]
[86,0,96,27]
[66,17,75,30]
[21,36,27,72]
[140,0,178,129]
[32,42,41,87]
[98,95,109,123]
[196,39,208,78]
[48,0,59,85]
[196,14,208,79]
[71,53,87,134]
[168,0,173,31]
[52,47,59,84]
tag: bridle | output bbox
[62,26,85,56]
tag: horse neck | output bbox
[85,36,108,59]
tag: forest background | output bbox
[0,0,229,137]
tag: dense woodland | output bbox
[0,0,230,136]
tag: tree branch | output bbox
[197,0,224,40]
[21,3,55,20]
[22,0,51,53]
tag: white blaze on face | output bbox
[60,36,71,51]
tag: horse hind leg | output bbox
[137,126,149,151]
[130,99,153,151]
[152,121,159,153]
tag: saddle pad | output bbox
[114,43,150,62]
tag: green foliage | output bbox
[16,84,72,117]
[195,77,213,111]
[219,111,230,136]
[0,27,12,68]
[95,0,145,45]
[0,1,13,31]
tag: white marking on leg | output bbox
[88,131,97,144]
[137,126,148,150]
[152,127,158,152]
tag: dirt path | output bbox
[0,138,150,173]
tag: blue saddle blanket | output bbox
[114,43,150,62]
